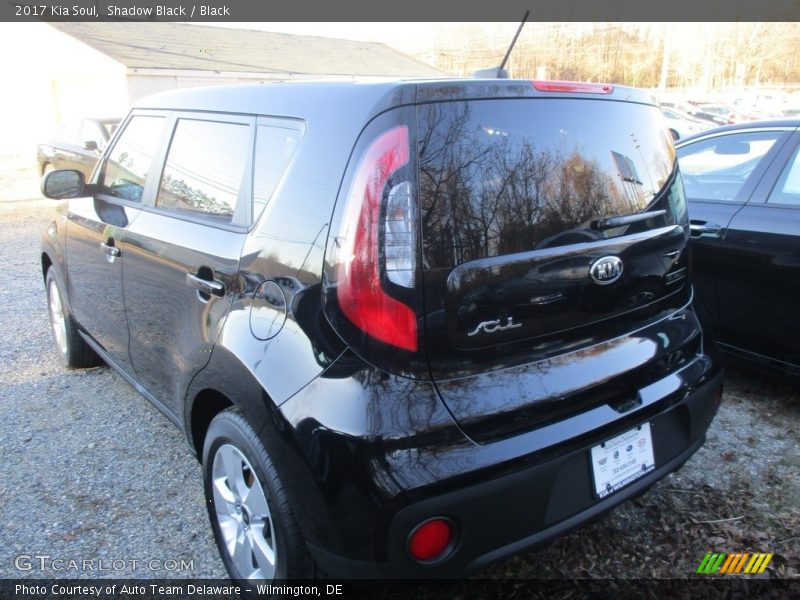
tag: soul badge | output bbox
[468,316,522,337]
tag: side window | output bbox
[80,120,105,149]
[677,131,783,202]
[104,121,120,139]
[99,116,166,203]
[56,121,81,145]
[767,144,800,206]
[156,119,250,223]
[253,123,302,219]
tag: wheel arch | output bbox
[41,214,67,290]
[184,345,281,460]
[41,251,53,282]
[41,251,70,315]
[183,344,329,550]
[187,388,234,459]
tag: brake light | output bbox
[334,125,418,351]
[531,80,613,94]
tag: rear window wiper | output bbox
[591,209,666,231]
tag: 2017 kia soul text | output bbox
[40,79,724,581]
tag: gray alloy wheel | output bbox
[48,277,68,357]
[211,443,277,579]
[44,269,101,368]
[203,408,316,583]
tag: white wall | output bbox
[0,23,129,155]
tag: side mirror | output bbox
[82,140,99,152]
[669,128,680,142]
[42,169,85,199]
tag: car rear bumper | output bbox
[301,367,723,578]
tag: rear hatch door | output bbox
[417,92,692,437]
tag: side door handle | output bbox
[100,241,120,261]
[689,221,722,237]
[186,272,225,298]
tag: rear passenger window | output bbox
[156,119,250,223]
[768,144,800,206]
[100,116,166,203]
[253,124,302,219]
[677,131,782,203]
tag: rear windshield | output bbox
[418,98,683,269]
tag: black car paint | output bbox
[678,121,800,376]
[124,209,246,417]
[64,197,135,368]
[41,80,723,578]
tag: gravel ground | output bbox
[1,167,798,586]
[0,196,228,580]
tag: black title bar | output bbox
[3,0,800,22]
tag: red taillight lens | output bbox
[408,518,453,562]
[531,80,614,94]
[335,125,418,352]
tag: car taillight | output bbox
[331,124,418,352]
[531,80,613,94]
[384,180,417,288]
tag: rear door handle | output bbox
[689,221,721,237]
[186,272,225,297]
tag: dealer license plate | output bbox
[591,422,655,498]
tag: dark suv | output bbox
[40,79,723,581]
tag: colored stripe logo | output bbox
[696,552,773,574]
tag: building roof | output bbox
[50,23,445,78]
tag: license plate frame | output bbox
[590,422,655,499]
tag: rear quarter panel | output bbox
[190,89,420,423]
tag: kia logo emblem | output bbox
[590,256,623,285]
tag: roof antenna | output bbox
[473,10,530,79]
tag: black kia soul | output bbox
[41,79,723,580]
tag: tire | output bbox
[45,269,102,369]
[203,408,316,582]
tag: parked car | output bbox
[693,104,754,125]
[687,109,729,127]
[40,80,723,582]
[659,100,696,116]
[662,108,709,140]
[37,117,120,180]
[677,120,800,377]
